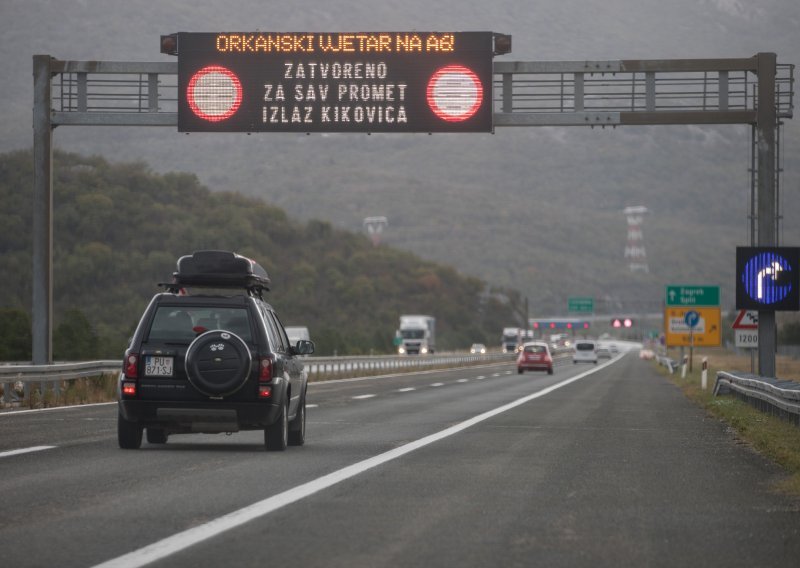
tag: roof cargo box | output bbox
[172,250,270,291]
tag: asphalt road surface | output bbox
[1,351,798,567]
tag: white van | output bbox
[572,339,598,364]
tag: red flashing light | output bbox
[426,65,483,122]
[612,319,622,328]
[533,322,539,329]
[187,65,243,122]
[566,323,572,329]
[624,318,633,328]
[122,382,137,397]
[125,353,138,378]
[583,323,590,329]
[550,323,556,329]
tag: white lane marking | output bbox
[397,387,416,393]
[307,404,319,409]
[90,357,617,568]
[456,379,469,383]
[504,371,512,375]
[476,376,486,380]
[430,383,444,387]
[352,394,376,400]
[0,446,56,459]
[492,373,501,377]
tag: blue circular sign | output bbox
[684,310,700,329]
[741,252,793,306]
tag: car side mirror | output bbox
[294,339,315,356]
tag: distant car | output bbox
[639,349,655,360]
[470,343,487,354]
[517,341,553,374]
[609,343,620,355]
[572,340,598,364]
[596,343,612,359]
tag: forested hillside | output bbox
[0,150,526,358]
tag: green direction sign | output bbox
[568,297,594,313]
[665,285,720,307]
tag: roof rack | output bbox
[159,250,271,298]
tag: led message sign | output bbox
[173,32,500,133]
[736,247,799,311]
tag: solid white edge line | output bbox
[90,356,619,568]
[0,445,56,458]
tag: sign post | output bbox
[684,310,700,371]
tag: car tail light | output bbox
[259,357,273,382]
[122,381,137,396]
[124,353,138,379]
[258,385,272,399]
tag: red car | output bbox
[517,342,553,375]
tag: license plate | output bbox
[145,356,173,376]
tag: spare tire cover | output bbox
[185,330,252,397]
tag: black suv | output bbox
[117,250,314,451]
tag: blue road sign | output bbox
[684,310,700,329]
[736,247,799,311]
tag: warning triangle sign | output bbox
[732,310,758,330]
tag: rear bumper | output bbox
[518,362,552,371]
[119,399,281,433]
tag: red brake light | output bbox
[259,357,273,382]
[125,353,138,379]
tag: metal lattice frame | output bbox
[33,53,794,377]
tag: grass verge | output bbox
[657,349,800,497]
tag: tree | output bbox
[0,308,32,361]
[54,309,98,360]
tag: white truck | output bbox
[397,315,436,355]
[502,327,522,353]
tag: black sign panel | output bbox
[736,246,800,311]
[176,32,495,133]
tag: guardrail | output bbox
[656,355,679,374]
[714,371,800,427]
[0,352,514,405]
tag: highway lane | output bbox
[1,352,798,567]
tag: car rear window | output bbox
[524,345,547,354]
[146,307,252,343]
[575,342,595,351]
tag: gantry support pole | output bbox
[32,55,53,364]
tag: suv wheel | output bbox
[288,394,306,446]
[146,428,168,444]
[265,399,288,452]
[118,410,143,449]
